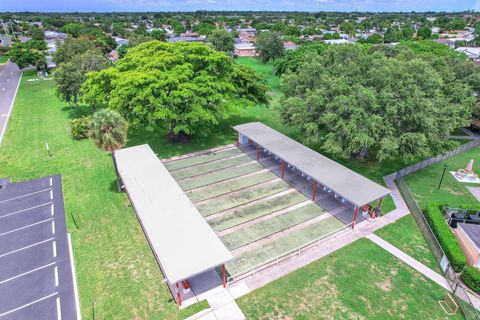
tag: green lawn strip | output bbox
[237,238,464,320]
[210,192,308,232]
[375,214,441,272]
[404,146,480,209]
[0,71,208,319]
[221,203,325,250]
[0,55,9,63]
[178,162,264,190]
[187,171,277,202]
[164,147,240,171]
[226,216,345,275]
[197,180,290,216]
[171,154,252,180]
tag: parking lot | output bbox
[0,175,79,320]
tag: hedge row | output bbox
[424,204,467,272]
[461,267,480,294]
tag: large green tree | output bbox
[54,49,111,106]
[9,40,47,70]
[81,41,268,141]
[256,31,284,63]
[53,36,96,65]
[208,29,234,53]
[280,45,475,162]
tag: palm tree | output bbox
[89,109,128,152]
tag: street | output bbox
[0,62,21,144]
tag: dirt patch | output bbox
[446,188,465,196]
[377,278,392,292]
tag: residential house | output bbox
[283,41,297,50]
[455,223,480,268]
[234,43,256,57]
[0,35,11,47]
[167,36,206,43]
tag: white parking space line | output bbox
[0,188,52,204]
[51,221,55,235]
[0,218,53,236]
[0,237,54,258]
[0,292,58,318]
[51,203,54,216]
[56,297,62,320]
[49,177,53,187]
[52,241,57,258]
[0,262,56,285]
[50,190,53,200]
[0,202,52,219]
[54,266,59,287]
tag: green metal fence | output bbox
[397,178,480,320]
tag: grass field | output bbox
[404,146,480,209]
[375,214,440,272]
[237,238,464,320]
[0,55,9,63]
[0,71,207,319]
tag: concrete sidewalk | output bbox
[366,234,451,291]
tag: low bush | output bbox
[424,203,467,272]
[461,267,480,294]
[70,116,91,140]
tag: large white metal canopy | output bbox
[234,122,390,207]
[114,144,233,284]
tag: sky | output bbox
[1,0,480,13]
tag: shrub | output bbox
[461,267,480,293]
[70,116,91,140]
[424,203,467,272]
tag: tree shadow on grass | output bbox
[126,110,271,159]
[62,104,106,120]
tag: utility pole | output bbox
[437,165,448,190]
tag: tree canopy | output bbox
[9,40,47,70]
[280,44,476,162]
[54,49,111,106]
[208,28,234,53]
[81,41,269,140]
[255,31,284,63]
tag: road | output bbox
[0,62,21,145]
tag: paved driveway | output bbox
[0,62,21,144]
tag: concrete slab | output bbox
[467,187,480,202]
[228,282,251,299]
[212,301,245,320]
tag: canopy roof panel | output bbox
[234,122,390,207]
[114,144,233,284]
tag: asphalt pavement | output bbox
[0,62,21,144]
[0,175,79,320]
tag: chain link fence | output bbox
[397,178,480,320]
[395,139,480,180]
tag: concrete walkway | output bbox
[366,234,451,291]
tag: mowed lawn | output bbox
[0,55,9,63]
[404,146,480,209]
[237,238,463,320]
[0,71,207,319]
[375,214,440,272]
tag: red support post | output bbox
[222,264,226,288]
[281,160,285,178]
[352,207,358,229]
[256,144,260,161]
[176,282,182,306]
[378,197,383,210]
[312,181,317,201]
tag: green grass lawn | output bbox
[404,146,480,209]
[0,55,9,63]
[237,238,463,320]
[0,71,207,319]
[375,214,440,272]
